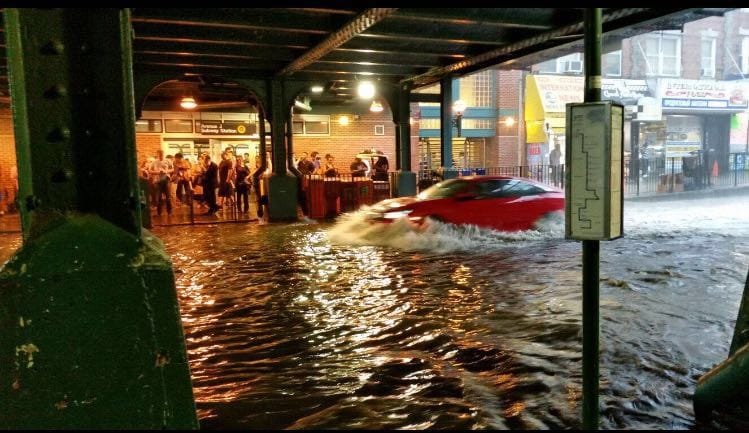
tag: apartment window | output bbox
[556,53,583,73]
[603,50,622,77]
[643,32,681,77]
[292,114,330,135]
[459,70,493,107]
[701,38,716,78]
[535,59,558,74]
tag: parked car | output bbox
[365,175,564,232]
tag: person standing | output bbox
[234,155,250,214]
[148,149,174,215]
[372,155,389,181]
[202,154,219,214]
[548,141,562,186]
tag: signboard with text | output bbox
[658,79,748,110]
[196,120,256,135]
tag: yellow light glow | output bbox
[338,115,350,126]
[504,116,515,127]
[180,96,197,110]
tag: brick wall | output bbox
[497,70,525,166]
[292,110,397,174]
[135,134,163,168]
[0,108,17,210]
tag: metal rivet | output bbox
[43,84,68,99]
[47,127,71,142]
[41,40,64,55]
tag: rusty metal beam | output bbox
[277,8,398,76]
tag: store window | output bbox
[135,119,163,133]
[164,119,193,133]
[292,114,330,135]
[701,38,716,78]
[644,31,681,77]
[603,50,622,77]
[742,37,749,75]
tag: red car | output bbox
[365,175,565,232]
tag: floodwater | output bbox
[0,193,747,429]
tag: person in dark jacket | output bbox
[202,155,219,214]
[372,155,389,181]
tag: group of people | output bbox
[140,148,268,218]
[294,151,389,181]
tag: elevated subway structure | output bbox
[0,7,746,429]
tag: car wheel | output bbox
[533,211,564,231]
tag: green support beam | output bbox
[440,77,454,172]
[0,9,198,429]
[394,82,416,197]
[582,8,603,431]
[266,79,298,221]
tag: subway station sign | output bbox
[196,120,256,135]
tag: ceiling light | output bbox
[369,100,383,113]
[180,96,197,110]
[357,81,375,99]
[311,85,324,93]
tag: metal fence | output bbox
[417,152,749,197]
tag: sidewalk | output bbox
[625,184,749,202]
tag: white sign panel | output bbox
[565,102,624,241]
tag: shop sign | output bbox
[658,79,748,110]
[601,79,650,105]
[197,120,254,135]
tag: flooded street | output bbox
[1,193,747,429]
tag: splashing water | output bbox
[326,206,565,254]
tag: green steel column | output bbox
[582,8,602,431]
[729,270,749,355]
[0,9,198,429]
[266,79,297,221]
[395,82,416,197]
[440,77,454,174]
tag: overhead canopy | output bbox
[0,8,736,108]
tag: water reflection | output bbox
[0,194,746,429]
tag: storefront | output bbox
[649,78,749,173]
[524,75,650,166]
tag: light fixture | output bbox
[338,115,350,126]
[294,97,312,111]
[369,100,383,113]
[504,116,515,127]
[180,96,197,110]
[310,85,324,93]
[357,81,375,99]
[452,99,466,137]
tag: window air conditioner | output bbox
[565,60,583,72]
